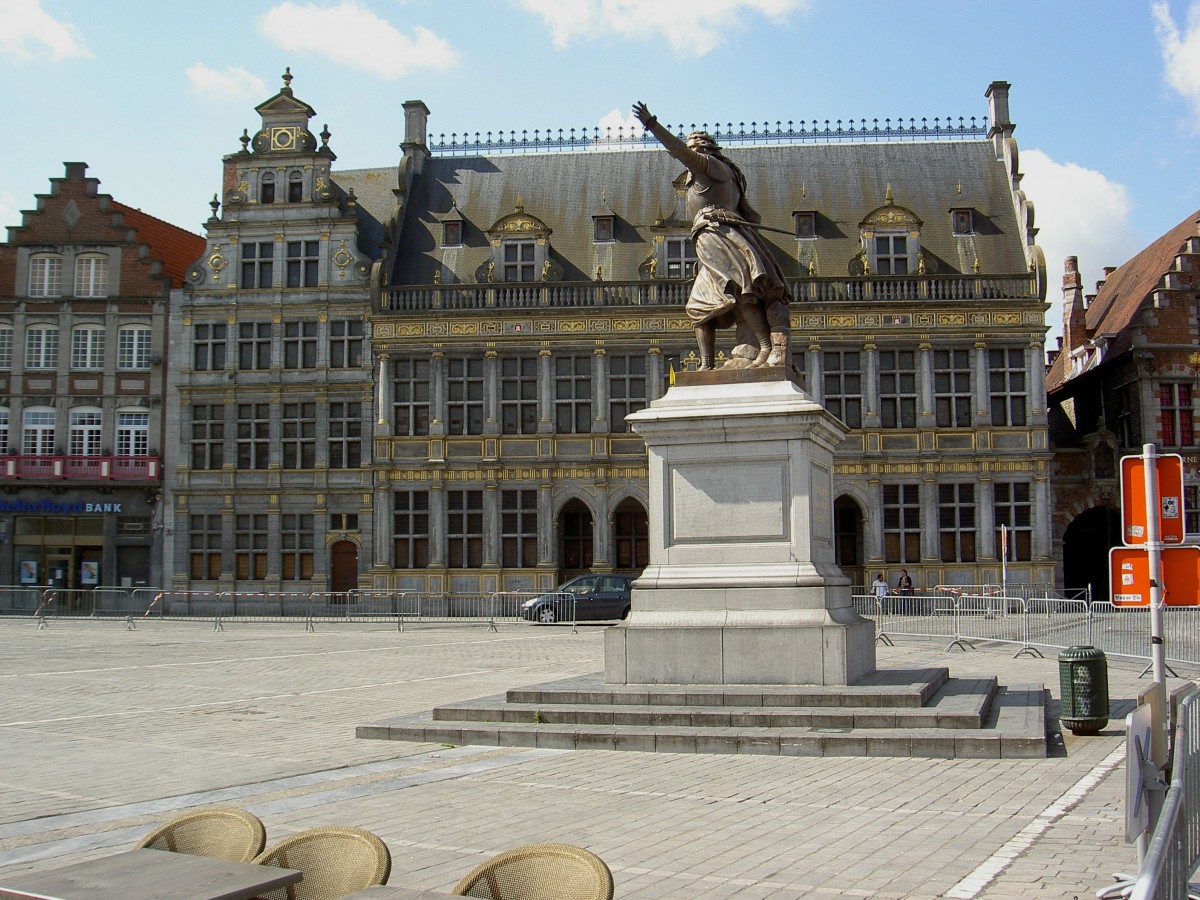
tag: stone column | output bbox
[537,349,553,434]
[807,343,823,404]
[376,353,392,428]
[430,350,446,436]
[863,342,880,429]
[918,342,935,428]
[973,341,989,426]
[428,483,446,567]
[593,347,608,432]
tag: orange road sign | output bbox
[1109,545,1200,607]
[1120,454,1185,545]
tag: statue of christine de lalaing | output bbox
[634,101,792,371]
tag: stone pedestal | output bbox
[605,372,875,685]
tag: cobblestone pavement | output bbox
[0,617,1194,898]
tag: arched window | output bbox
[117,324,152,370]
[74,254,109,298]
[28,254,63,297]
[22,407,56,456]
[288,170,303,203]
[260,171,276,205]
[68,407,103,456]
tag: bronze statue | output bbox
[634,101,791,370]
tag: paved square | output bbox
[0,617,1193,898]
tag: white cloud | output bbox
[517,0,809,56]
[1020,149,1142,345]
[185,64,267,101]
[597,107,641,137]
[1153,1,1200,126]
[257,1,457,79]
[0,0,91,61]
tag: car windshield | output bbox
[557,578,593,595]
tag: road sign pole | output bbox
[1140,443,1169,847]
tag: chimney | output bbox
[985,81,1014,156]
[1062,256,1087,353]
[401,100,431,177]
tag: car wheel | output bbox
[537,606,557,624]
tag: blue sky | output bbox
[2,0,1199,346]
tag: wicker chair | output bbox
[250,825,391,900]
[135,805,266,864]
[452,843,614,900]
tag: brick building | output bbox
[0,163,204,594]
[1046,209,1200,598]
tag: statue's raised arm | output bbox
[633,100,792,371]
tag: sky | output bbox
[2,0,1199,349]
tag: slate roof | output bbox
[334,137,1030,288]
[1045,207,1200,393]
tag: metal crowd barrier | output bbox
[852,592,1200,667]
[1132,685,1200,899]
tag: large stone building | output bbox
[0,163,204,595]
[1046,210,1200,599]
[169,74,1053,598]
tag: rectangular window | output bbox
[0,325,12,369]
[71,327,105,370]
[938,483,976,562]
[878,349,917,428]
[190,404,224,469]
[609,353,647,432]
[823,351,862,429]
[934,349,972,428]
[235,514,268,580]
[287,176,303,204]
[236,403,269,469]
[665,237,697,279]
[0,408,10,456]
[283,321,317,368]
[447,356,484,435]
[793,212,816,238]
[328,401,361,468]
[989,348,1027,427]
[28,256,62,297]
[116,412,149,456]
[501,356,539,435]
[22,409,55,455]
[555,354,592,434]
[285,240,319,288]
[447,489,483,568]
[883,483,921,564]
[73,256,108,298]
[501,489,538,567]
[394,358,430,436]
[442,221,462,246]
[330,513,359,531]
[118,326,152,370]
[69,409,102,456]
[593,216,614,243]
[1186,484,1200,536]
[393,490,430,568]
[240,242,274,289]
[1158,383,1195,447]
[189,514,223,580]
[503,240,536,282]
[952,209,974,235]
[281,402,315,469]
[25,327,59,369]
[1113,381,1141,449]
[281,513,314,580]
[329,319,363,368]
[994,481,1032,561]
[874,234,908,275]
[238,322,272,370]
[193,323,227,371]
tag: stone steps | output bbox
[357,668,1049,760]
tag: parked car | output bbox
[521,573,635,624]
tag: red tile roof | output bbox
[1047,208,1200,393]
[112,202,206,289]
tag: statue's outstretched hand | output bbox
[633,102,655,127]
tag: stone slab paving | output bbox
[0,617,1194,898]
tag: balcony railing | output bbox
[0,455,161,480]
[382,274,1038,313]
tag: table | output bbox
[0,848,302,900]
[341,890,458,898]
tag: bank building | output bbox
[164,72,1052,600]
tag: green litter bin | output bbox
[1058,645,1109,734]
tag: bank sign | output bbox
[0,499,124,514]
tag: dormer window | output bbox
[859,187,922,279]
[593,215,614,243]
[504,240,536,282]
[443,221,462,247]
[260,173,275,205]
[288,171,303,203]
[875,234,909,275]
[951,208,974,235]
[484,198,551,283]
[793,211,816,239]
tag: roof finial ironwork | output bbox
[281,67,293,93]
